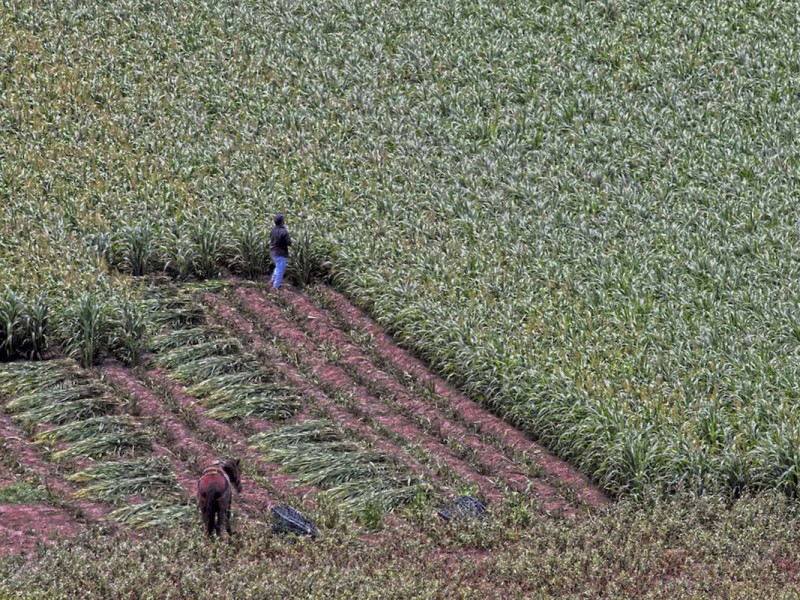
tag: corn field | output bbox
[2,0,800,500]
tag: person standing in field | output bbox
[269,214,292,290]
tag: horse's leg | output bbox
[219,493,232,536]
[214,496,223,536]
[200,494,215,536]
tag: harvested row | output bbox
[100,363,289,516]
[145,369,318,506]
[0,411,111,524]
[275,287,578,515]
[204,294,464,495]
[315,286,609,508]
[232,287,513,506]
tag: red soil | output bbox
[280,288,577,515]
[0,504,83,556]
[317,285,609,509]
[99,363,283,517]
[204,293,454,491]
[0,453,84,555]
[0,413,111,524]
[233,287,510,505]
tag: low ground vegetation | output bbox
[2,493,800,599]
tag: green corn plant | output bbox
[250,419,343,446]
[150,327,226,352]
[1,290,25,359]
[85,231,113,267]
[111,299,149,366]
[287,229,325,287]
[6,383,117,425]
[36,415,140,444]
[153,338,242,369]
[57,293,111,367]
[115,222,157,276]
[191,219,229,279]
[0,360,81,395]
[203,384,301,422]
[250,420,423,512]
[0,288,48,361]
[231,222,269,279]
[164,231,198,281]
[185,370,272,396]
[146,291,206,328]
[172,354,260,382]
[24,295,49,359]
[52,428,152,460]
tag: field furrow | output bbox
[0,441,85,555]
[278,286,582,515]
[0,504,84,556]
[232,286,517,506]
[315,286,608,508]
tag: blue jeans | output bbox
[271,256,288,289]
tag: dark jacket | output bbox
[270,225,292,258]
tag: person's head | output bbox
[274,214,285,226]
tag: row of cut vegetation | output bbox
[0,360,193,527]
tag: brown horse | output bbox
[197,458,242,537]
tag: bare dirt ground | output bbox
[0,413,111,554]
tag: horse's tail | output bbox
[201,490,221,536]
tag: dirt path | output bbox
[316,285,608,509]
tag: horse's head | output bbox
[222,458,242,494]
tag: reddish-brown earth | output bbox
[0,412,112,554]
[209,283,605,515]
[233,287,509,505]
[145,369,318,505]
[0,504,83,556]
[204,293,458,492]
